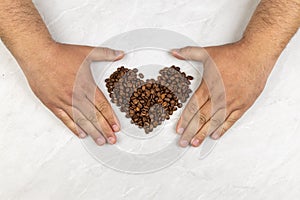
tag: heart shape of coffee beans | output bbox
[105,66,193,134]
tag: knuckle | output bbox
[75,118,88,127]
[187,102,199,114]
[210,118,222,128]
[97,101,110,113]
[195,112,207,125]
[87,113,98,124]
[102,47,113,57]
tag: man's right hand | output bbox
[21,42,124,146]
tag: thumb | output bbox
[171,46,208,61]
[88,47,124,61]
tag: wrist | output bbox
[17,39,59,73]
[235,37,280,73]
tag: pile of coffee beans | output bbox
[157,66,193,103]
[129,82,179,133]
[105,67,144,114]
[105,66,193,134]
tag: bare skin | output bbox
[172,0,300,147]
[0,1,124,146]
[1,1,300,148]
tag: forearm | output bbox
[241,0,300,62]
[0,0,54,65]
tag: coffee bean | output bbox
[187,76,194,80]
[105,66,194,134]
[138,73,144,79]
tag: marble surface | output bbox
[1,0,300,199]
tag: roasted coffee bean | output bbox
[157,66,193,104]
[127,81,179,133]
[187,76,194,80]
[138,73,144,79]
[105,65,194,134]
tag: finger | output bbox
[78,100,117,145]
[67,107,107,146]
[171,46,208,61]
[87,88,121,132]
[88,47,124,61]
[53,108,87,139]
[210,110,244,140]
[191,109,226,147]
[179,101,212,147]
[176,82,209,134]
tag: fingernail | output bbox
[79,132,86,139]
[211,132,220,140]
[171,49,185,60]
[191,138,200,147]
[171,49,180,53]
[112,124,119,132]
[179,140,189,147]
[108,137,116,144]
[114,50,124,57]
[177,128,184,135]
[96,137,106,146]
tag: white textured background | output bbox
[1,0,300,199]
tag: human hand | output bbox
[172,42,276,147]
[20,42,124,146]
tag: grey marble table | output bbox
[1,0,300,199]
